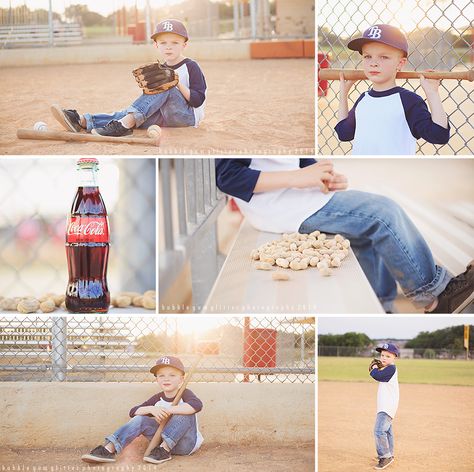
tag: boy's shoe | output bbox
[374,456,394,469]
[143,446,172,464]
[81,445,116,463]
[91,120,133,137]
[428,263,474,313]
[50,105,83,133]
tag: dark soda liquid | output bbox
[65,186,110,313]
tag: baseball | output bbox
[147,125,162,139]
[33,121,48,131]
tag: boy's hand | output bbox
[420,69,441,97]
[339,72,356,97]
[149,406,171,422]
[326,172,348,191]
[295,162,334,192]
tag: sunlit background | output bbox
[0,158,156,298]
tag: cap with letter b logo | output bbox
[150,355,186,376]
[151,19,189,41]
[347,24,408,57]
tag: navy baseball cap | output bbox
[376,343,400,357]
[150,356,185,376]
[348,24,408,57]
[151,19,188,42]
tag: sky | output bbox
[8,1,183,17]
[318,317,473,339]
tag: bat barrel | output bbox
[318,69,474,81]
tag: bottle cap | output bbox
[77,158,99,170]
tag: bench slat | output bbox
[203,220,384,314]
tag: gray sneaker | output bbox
[51,105,83,133]
[81,445,116,463]
[143,446,172,464]
[429,263,474,313]
[374,456,394,469]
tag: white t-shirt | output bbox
[232,158,334,233]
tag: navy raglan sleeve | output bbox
[399,90,450,144]
[181,389,203,412]
[215,159,260,202]
[334,92,366,141]
[370,364,396,382]
[129,393,163,417]
[186,60,207,108]
[299,158,316,168]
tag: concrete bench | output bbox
[0,24,83,48]
[203,219,384,314]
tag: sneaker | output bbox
[92,120,133,137]
[81,445,116,463]
[374,456,394,469]
[143,446,172,464]
[50,104,83,132]
[428,263,474,313]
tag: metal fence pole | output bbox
[48,0,53,47]
[175,159,187,237]
[51,317,67,381]
[233,0,240,38]
[160,159,174,251]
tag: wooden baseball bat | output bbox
[143,356,202,458]
[318,69,474,82]
[17,128,159,146]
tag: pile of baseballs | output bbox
[250,231,351,279]
[0,290,156,313]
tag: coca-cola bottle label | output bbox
[66,216,109,243]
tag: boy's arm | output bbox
[400,90,450,144]
[299,158,317,168]
[129,393,162,417]
[165,388,203,415]
[178,60,206,107]
[337,72,356,122]
[335,88,365,142]
[216,159,260,202]
[370,364,396,382]
[419,74,448,129]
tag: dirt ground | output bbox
[319,381,474,472]
[0,59,314,155]
[0,442,315,471]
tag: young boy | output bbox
[54,19,206,137]
[81,356,203,464]
[335,24,450,154]
[369,343,400,470]
[215,158,474,313]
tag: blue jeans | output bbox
[374,412,394,459]
[84,87,195,130]
[105,414,198,455]
[298,190,452,311]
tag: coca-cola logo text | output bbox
[68,220,105,236]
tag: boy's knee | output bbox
[130,415,155,427]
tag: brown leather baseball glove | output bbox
[368,358,383,372]
[132,61,179,95]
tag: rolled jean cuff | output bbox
[105,434,123,454]
[83,113,94,132]
[125,105,146,127]
[161,432,177,451]
[379,453,392,459]
[405,265,452,307]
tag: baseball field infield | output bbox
[0,59,314,155]
[319,356,474,386]
[0,442,315,471]
[319,356,474,472]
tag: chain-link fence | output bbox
[318,0,474,155]
[0,316,315,383]
[1,1,314,48]
[160,158,226,312]
[318,345,473,359]
[0,158,156,303]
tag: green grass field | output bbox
[319,356,474,386]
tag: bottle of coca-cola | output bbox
[65,158,110,313]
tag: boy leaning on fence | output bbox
[335,24,450,155]
[81,356,203,465]
[53,19,206,137]
[215,158,474,313]
[369,343,400,470]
